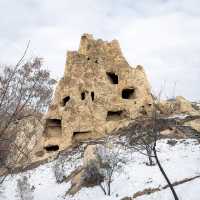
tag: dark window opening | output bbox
[46,119,61,127]
[95,60,98,64]
[72,131,92,142]
[81,92,86,100]
[45,119,62,137]
[44,145,59,152]
[106,72,118,84]
[91,92,94,101]
[122,88,135,99]
[73,131,92,136]
[61,96,70,106]
[81,90,89,100]
[106,110,127,121]
[87,57,90,61]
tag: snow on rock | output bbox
[0,139,200,200]
[167,114,189,119]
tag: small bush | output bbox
[167,139,177,146]
[82,161,104,187]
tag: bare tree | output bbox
[82,160,105,194]
[127,126,155,166]
[16,176,34,200]
[121,99,179,200]
[53,155,67,183]
[151,104,179,200]
[0,43,56,181]
[96,142,126,196]
[0,56,55,135]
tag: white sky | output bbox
[0,0,200,101]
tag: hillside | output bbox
[0,34,200,200]
[1,137,200,200]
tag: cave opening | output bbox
[81,92,86,100]
[91,92,94,101]
[73,131,92,136]
[61,96,70,106]
[106,110,127,121]
[72,131,92,142]
[45,119,62,137]
[106,72,118,84]
[44,145,59,152]
[122,88,135,99]
[46,119,61,127]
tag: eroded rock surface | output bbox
[41,33,153,153]
[158,96,200,116]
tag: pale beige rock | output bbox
[83,145,98,166]
[5,117,44,168]
[158,100,176,115]
[184,119,200,132]
[160,128,187,139]
[41,33,153,154]
[175,96,199,115]
[160,129,173,136]
[158,96,200,116]
[68,144,104,195]
[67,170,84,195]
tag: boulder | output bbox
[4,116,44,168]
[184,119,200,133]
[158,96,200,116]
[83,145,99,167]
[175,96,199,116]
[66,144,103,195]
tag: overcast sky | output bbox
[0,0,200,101]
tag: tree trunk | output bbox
[153,147,179,200]
[146,148,154,166]
[108,179,111,196]
[99,183,106,195]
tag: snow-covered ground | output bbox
[136,178,200,200]
[0,139,200,200]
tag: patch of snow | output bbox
[0,139,200,200]
[167,114,189,119]
[136,178,200,200]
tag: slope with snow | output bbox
[0,139,200,200]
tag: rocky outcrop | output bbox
[40,33,153,154]
[176,96,200,115]
[158,96,200,116]
[184,119,200,133]
[83,145,99,166]
[1,117,44,172]
[66,144,102,195]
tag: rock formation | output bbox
[41,33,153,153]
[158,96,200,116]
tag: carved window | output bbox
[46,119,61,127]
[81,90,89,100]
[106,72,118,84]
[81,92,86,100]
[122,88,135,99]
[61,96,70,106]
[45,119,62,137]
[91,92,94,101]
[44,145,59,152]
[106,110,127,121]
